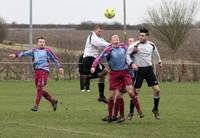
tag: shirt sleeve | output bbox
[152,46,162,64]
[92,46,111,69]
[126,44,135,65]
[16,49,34,58]
[90,33,110,48]
[47,49,62,68]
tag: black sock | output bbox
[98,82,105,97]
[80,76,85,90]
[153,97,160,111]
[85,78,90,90]
[129,99,135,113]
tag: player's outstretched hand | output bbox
[59,68,64,75]
[90,67,95,74]
[9,54,16,59]
[132,63,138,71]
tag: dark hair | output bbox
[36,36,45,42]
[93,24,103,30]
[139,27,149,36]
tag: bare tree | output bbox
[146,0,198,53]
[0,17,7,43]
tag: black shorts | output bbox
[134,66,158,88]
[82,56,105,79]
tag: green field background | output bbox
[0,80,200,138]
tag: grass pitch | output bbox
[0,80,200,138]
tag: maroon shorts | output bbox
[34,69,49,87]
[109,70,132,91]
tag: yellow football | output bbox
[104,8,115,19]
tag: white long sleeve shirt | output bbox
[83,31,110,58]
[126,41,162,67]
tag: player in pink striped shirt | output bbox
[9,37,64,112]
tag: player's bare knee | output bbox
[134,89,140,95]
[117,92,124,98]
[153,89,160,97]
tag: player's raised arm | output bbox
[9,49,34,59]
[90,33,110,48]
[91,46,112,73]
[126,44,136,66]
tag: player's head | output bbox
[110,34,120,47]
[93,25,104,37]
[36,36,46,49]
[128,37,134,46]
[139,27,149,43]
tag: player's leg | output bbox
[97,76,108,103]
[123,70,143,117]
[32,70,42,111]
[116,92,125,123]
[102,71,120,122]
[39,70,58,111]
[102,90,117,123]
[151,85,160,119]
[113,97,119,121]
[114,82,127,122]
[127,90,138,120]
[127,72,136,120]
[127,99,134,120]
[42,90,58,111]
[85,75,90,92]
[80,75,85,92]
[127,86,144,118]
[96,66,109,103]
[32,86,42,111]
[113,83,124,120]
[145,67,160,119]
[83,57,107,102]
[81,75,89,92]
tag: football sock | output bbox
[35,87,43,106]
[85,77,90,90]
[108,99,114,118]
[43,90,54,103]
[113,99,119,118]
[80,76,85,90]
[153,96,160,111]
[118,98,124,117]
[98,82,105,97]
[131,96,142,113]
[129,99,135,113]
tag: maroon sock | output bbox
[108,99,114,118]
[132,96,141,113]
[43,90,54,103]
[118,98,124,117]
[113,99,119,118]
[35,87,43,106]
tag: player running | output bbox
[9,36,64,112]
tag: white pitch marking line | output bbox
[1,121,131,138]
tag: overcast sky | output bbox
[0,0,199,25]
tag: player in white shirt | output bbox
[126,28,162,119]
[82,25,110,103]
